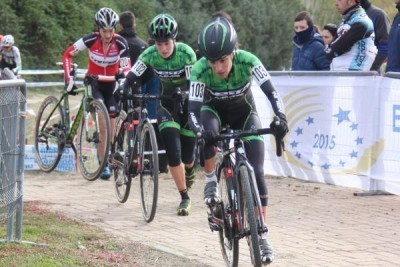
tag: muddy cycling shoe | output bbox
[100,166,111,180]
[177,199,191,216]
[185,167,196,190]
[204,181,220,206]
[260,238,274,265]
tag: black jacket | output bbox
[118,27,148,63]
[118,27,153,83]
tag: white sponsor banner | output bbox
[25,145,76,173]
[254,73,400,195]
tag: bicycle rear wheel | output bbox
[34,96,65,172]
[217,160,239,267]
[139,121,159,223]
[240,165,262,267]
[77,99,110,181]
[112,111,132,203]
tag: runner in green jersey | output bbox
[120,14,197,216]
[188,16,289,263]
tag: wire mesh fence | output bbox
[0,68,26,241]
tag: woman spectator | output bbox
[291,11,331,70]
[321,23,338,47]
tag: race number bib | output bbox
[189,82,205,102]
[252,64,270,85]
[119,57,130,69]
[131,60,148,76]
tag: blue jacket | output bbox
[291,30,331,71]
[387,4,400,72]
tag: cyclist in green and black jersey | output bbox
[119,14,197,216]
[188,16,288,263]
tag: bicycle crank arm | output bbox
[207,208,224,232]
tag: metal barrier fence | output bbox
[0,69,27,242]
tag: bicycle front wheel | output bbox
[34,96,65,172]
[77,99,110,181]
[112,110,132,203]
[217,160,239,267]
[240,165,261,267]
[139,121,159,223]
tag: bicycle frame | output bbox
[38,81,94,150]
[114,94,157,176]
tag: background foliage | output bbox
[1,0,396,71]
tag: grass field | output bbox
[0,201,201,267]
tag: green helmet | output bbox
[198,17,237,61]
[148,14,178,41]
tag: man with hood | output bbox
[386,0,400,72]
[360,0,390,72]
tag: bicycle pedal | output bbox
[208,216,222,232]
[208,221,222,232]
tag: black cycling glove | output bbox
[270,114,289,140]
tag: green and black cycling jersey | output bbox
[125,42,196,94]
[188,49,285,133]
[124,41,198,167]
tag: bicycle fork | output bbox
[129,121,143,176]
[243,161,269,237]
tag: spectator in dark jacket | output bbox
[291,11,331,70]
[387,0,400,72]
[360,0,390,72]
[118,11,153,94]
[118,11,148,64]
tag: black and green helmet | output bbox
[148,14,178,41]
[197,16,237,61]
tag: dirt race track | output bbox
[24,170,400,267]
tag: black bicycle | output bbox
[111,89,164,223]
[206,117,284,267]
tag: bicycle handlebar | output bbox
[210,128,284,157]
[124,93,162,101]
[123,88,189,102]
[65,63,117,92]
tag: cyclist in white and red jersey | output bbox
[62,7,131,179]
